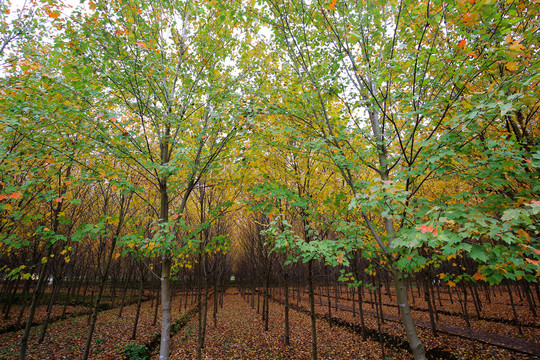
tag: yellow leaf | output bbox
[505,61,517,72]
[509,41,525,52]
[22,273,31,280]
[448,280,456,287]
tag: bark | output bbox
[131,276,144,339]
[284,274,290,346]
[308,260,317,360]
[159,255,172,360]
[391,268,425,360]
[38,280,61,343]
[19,247,52,360]
[3,278,19,319]
[507,282,523,335]
[423,277,437,336]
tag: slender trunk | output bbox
[82,274,107,360]
[16,279,32,328]
[391,268,425,360]
[326,275,332,327]
[3,278,20,319]
[469,282,482,320]
[82,239,117,360]
[38,281,60,343]
[159,256,172,360]
[358,284,366,340]
[153,287,161,326]
[423,277,437,336]
[373,281,385,359]
[522,283,537,317]
[19,247,52,360]
[131,276,144,340]
[506,282,523,335]
[377,278,384,325]
[197,258,203,360]
[62,284,72,317]
[284,273,290,346]
[308,260,317,360]
[213,281,218,327]
[457,284,471,328]
[118,271,131,318]
[429,279,439,322]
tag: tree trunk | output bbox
[3,278,20,319]
[308,260,317,360]
[423,277,437,336]
[16,278,32,328]
[159,255,172,360]
[284,273,290,346]
[19,246,52,360]
[507,282,523,335]
[131,276,144,340]
[391,268,425,360]
[38,280,61,343]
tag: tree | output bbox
[64,1,247,358]
[253,1,540,359]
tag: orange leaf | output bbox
[526,258,540,266]
[9,191,23,200]
[448,280,456,287]
[329,0,337,10]
[473,272,483,281]
[518,228,530,242]
[458,40,466,49]
[46,9,59,19]
[0,194,6,201]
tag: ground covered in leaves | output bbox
[0,287,538,360]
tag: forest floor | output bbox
[0,287,538,360]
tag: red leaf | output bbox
[55,197,63,203]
